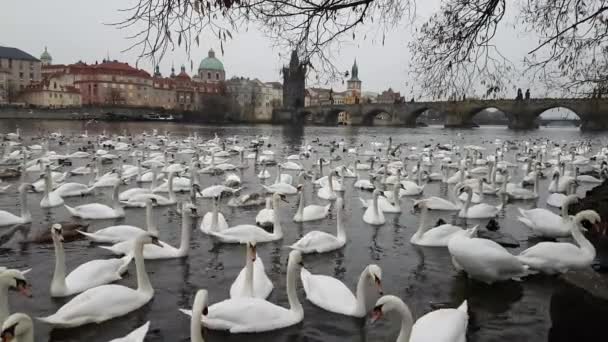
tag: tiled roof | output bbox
[0,46,40,61]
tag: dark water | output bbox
[1,120,607,341]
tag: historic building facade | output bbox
[226,77,282,122]
[377,88,405,104]
[282,50,306,109]
[0,46,42,101]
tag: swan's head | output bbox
[576,210,601,233]
[193,289,209,318]
[296,184,304,192]
[182,202,198,216]
[288,250,303,268]
[51,223,64,242]
[147,198,158,206]
[1,313,33,342]
[247,242,257,262]
[413,200,428,211]
[18,183,35,193]
[138,233,163,248]
[372,189,382,198]
[273,193,289,204]
[371,295,402,323]
[367,264,383,295]
[0,269,31,298]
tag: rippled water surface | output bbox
[1,119,608,341]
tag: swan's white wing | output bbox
[68,203,116,218]
[290,231,341,253]
[64,258,126,293]
[300,268,358,316]
[0,210,23,226]
[230,257,273,299]
[410,309,468,342]
[211,225,274,243]
[108,321,150,342]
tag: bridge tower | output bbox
[346,59,362,104]
[282,50,307,110]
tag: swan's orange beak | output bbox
[17,283,32,298]
[370,306,383,324]
[1,332,14,342]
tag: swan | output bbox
[200,195,229,234]
[101,203,196,259]
[361,183,402,213]
[317,171,338,200]
[257,165,271,179]
[300,264,382,317]
[290,197,346,253]
[185,290,208,342]
[1,313,34,342]
[210,193,287,244]
[180,250,303,333]
[65,182,125,219]
[50,223,132,297]
[119,165,158,201]
[371,295,468,342]
[38,233,162,328]
[108,321,150,342]
[293,185,331,222]
[0,183,34,226]
[413,185,461,211]
[458,185,504,219]
[517,210,600,274]
[121,172,177,207]
[353,170,375,190]
[0,268,31,328]
[363,190,386,225]
[410,200,474,247]
[200,184,240,198]
[517,195,578,238]
[78,199,156,243]
[255,197,275,229]
[263,181,298,195]
[54,180,93,198]
[229,242,273,299]
[546,179,577,208]
[40,166,64,208]
[448,228,530,284]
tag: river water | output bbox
[0,119,607,342]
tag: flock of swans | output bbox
[0,127,605,342]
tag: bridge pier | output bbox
[581,117,608,131]
[508,114,539,130]
[444,111,475,128]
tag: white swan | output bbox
[101,203,196,259]
[78,199,156,243]
[65,182,125,219]
[40,166,64,208]
[371,295,468,342]
[1,313,34,342]
[263,182,298,195]
[517,210,600,274]
[108,321,150,342]
[517,195,578,238]
[186,290,208,342]
[410,200,474,247]
[458,185,503,219]
[413,185,461,211]
[0,183,34,226]
[50,223,132,297]
[448,229,529,284]
[290,197,346,253]
[317,171,338,200]
[180,250,304,333]
[255,197,275,229]
[210,193,286,244]
[38,233,162,328]
[200,195,229,234]
[121,172,177,207]
[229,242,273,299]
[54,181,93,198]
[293,185,331,222]
[363,190,386,225]
[300,264,382,317]
[0,268,31,328]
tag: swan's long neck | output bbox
[135,240,153,295]
[145,201,159,235]
[328,172,334,192]
[168,173,176,202]
[178,208,192,256]
[561,198,572,220]
[336,200,345,240]
[112,184,123,215]
[354,269,370,315]
[272,196,282,238]
[150,167,159,190]
[534,169,540,195]
[373,192,380,216]
[296,190,305,218]
[415,206,431,237]
[44,168,52,198]
[211,197,219,232]
[286,258,303,318]
[463,190,472,214]
[393,298,414,342]
[392,182,400,205]
[572,219,596,259]
[0,283,9,325]
[478,178,485,202]
[51,236,67,294]
[244,248,254,297]
[191,296,206,342]
[19,186,30,221]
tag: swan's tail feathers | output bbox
[64,204,78,217]
[466,225,479,238]
[98,245,122,255]
[516,216,534,229]
[118,253,134,274]
[457,300,468,313]
[20,268,32,275]
[128,321,150,339]
[77,230,99,241]
[179,308,193,317]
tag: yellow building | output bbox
[19,74,81,108]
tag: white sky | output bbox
[0,0,577,117]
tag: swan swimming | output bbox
[229,242,273,299]
[290,197,346,253]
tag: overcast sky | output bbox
[0,0,573,116]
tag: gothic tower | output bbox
[282,50,307,109]
[346,59,361,95]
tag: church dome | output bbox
[199,49,224,71]
[40,47,52,62]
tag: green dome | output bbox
[40,46,52,61]
[199,49,224,71]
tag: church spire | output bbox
[350,59,359,81]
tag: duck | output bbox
[101,202,196,259]
[200,195,229,234]
[293,184,331,222]
[210,193,287,244]
[410,200,474,247]
[1,313,34,342]
[229,242,273,299]
[65,182,125,219]
[300,264,382,317]
[180,250,304,333]
[517,195,578,238]
[0,268,31,328]
[448,227,530,284]
[255,197,275,229]
[108,321,150,342]
[79,199,156,243]
[40,165,64,208]
[38,233,161,328]
[290,197,346,253]
[517,210,600,274]
[371,295,468,342]
[363,190,386,225]
[0,183,34,226]
[49,223,132,297]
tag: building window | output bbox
[54,82,57,89]
[111,83,116,88]
[104,83,108,88]
[19,72,24,80]
[216,73,219,80]
[207,72,211,79]
[30,62,34,69]
[30,73,34,80]
[119,84,124,89]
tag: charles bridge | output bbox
[274,98,608,130]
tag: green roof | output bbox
[40,47,52,61]
[199,49,224,71]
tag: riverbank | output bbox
[0,105,183,121]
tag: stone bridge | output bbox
[291,98,608,130]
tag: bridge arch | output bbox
[363,108,393,126]
[465,107,512,126]
[324,107,351,125]
[536,107,582,127]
